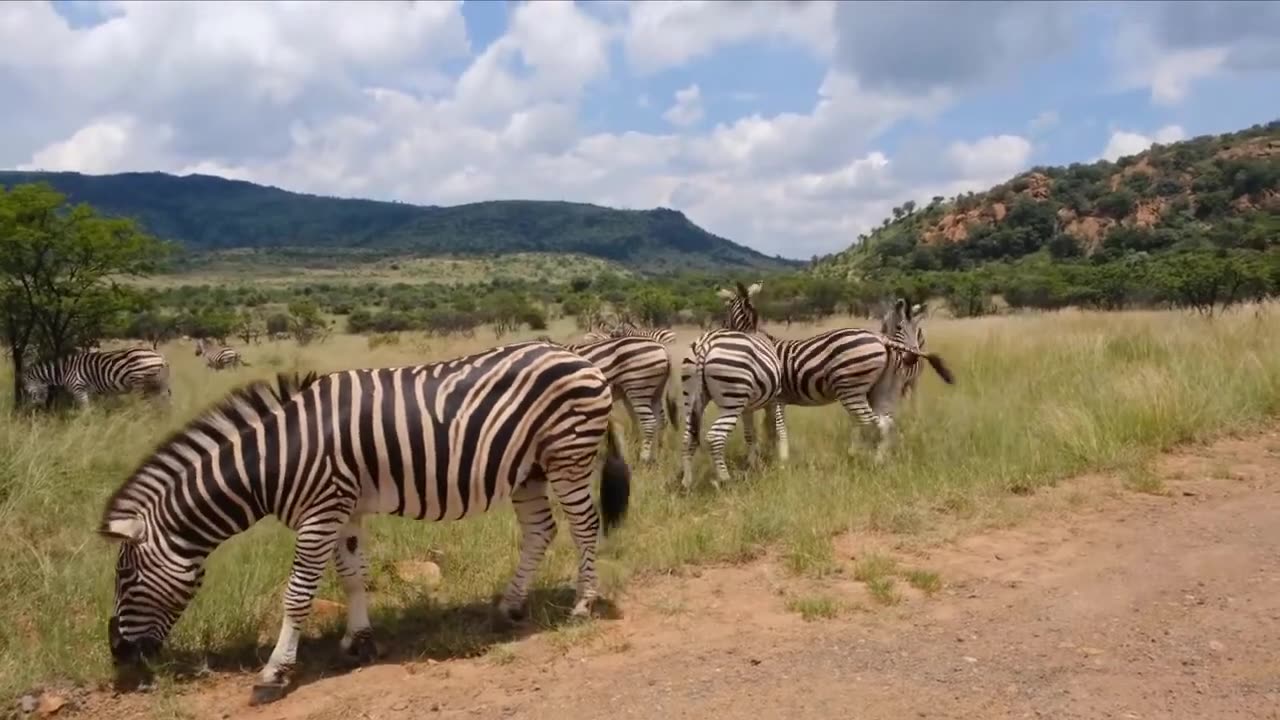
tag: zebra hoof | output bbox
[249,681,289,706]
[492,601,527,631]
[342,632,379,666]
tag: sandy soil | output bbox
[74,427,1280,720]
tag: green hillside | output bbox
[0,171,799,275]
[814,120,1280,278]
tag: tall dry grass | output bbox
[3,305,1280,697]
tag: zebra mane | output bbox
[100,371,321,527]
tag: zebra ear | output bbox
[99,517,146,544]
[911,303,923,317]
[747,282,763,298]
[716,288,735,300]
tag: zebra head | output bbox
[881,298,924,354]
[715,280,762,332]
[99,514,203,668]
[194,338,205,357]
[20,361,56,406]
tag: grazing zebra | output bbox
[21,348,171,408]
[720,285,953,462]
[582,320,677,345]
[194,338,247,370]
[98,341,631,706]
[882,300,929,400]
[535,335,678,463]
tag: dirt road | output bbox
[84,429,1280,720]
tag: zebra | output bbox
[535,335,679,463]
[678,327,787,489]
[21,347,171,408]
[720,285,953,463]
[194,338,247,370]
[676,281,787,488]
[582,320,677,345]
[98,341,631,706]
[881,300,929,400]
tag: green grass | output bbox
[4,305,1280,699]
[785,594,844,621]
[903,569,943,596]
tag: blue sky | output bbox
[3,1,1278,259]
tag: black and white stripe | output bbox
[21,347,170,408]
[99,341,631,706]
[881,300,928,400]
[723,289,953,462]
[678,328,786,489]
[537,335,678,463]
[582,321,677,345]
[195,338,247,370]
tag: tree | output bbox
[287,301,329,346]
[0,183,168,408]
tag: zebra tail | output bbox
[599,419,632,536]
[923,352,955,385]
[683,353,708,449]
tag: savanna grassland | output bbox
[4,305,1280,708]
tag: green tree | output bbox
[0,182,168,407]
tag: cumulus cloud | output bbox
[1108,1,1280,104]
[1100,125,1186,162]
[0,1,1108,259]
[1029,110,1060,133]
[663,85,705,127]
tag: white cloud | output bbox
[1099,125,1186,162]
[1029,110,1059,133]
[624,0,836,75]
[945,135,1034,181]
[663,84,704,127]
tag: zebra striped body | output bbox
[195,338,246,370]
[724,291,952,463]
[679,281,788,488]
[99,342,631,705]
[21,347,170,408]
[538,335,677,463]
[679,329,786,488]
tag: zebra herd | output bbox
[18,338,252,410]
[73,282,954,706]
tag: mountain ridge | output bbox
[813,120,1279,278]
[0,170,801,275]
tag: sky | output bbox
[1,1,1278,260]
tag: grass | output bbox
[903,569,943,596]
[4,305,1280,700]
[785,594,844,621]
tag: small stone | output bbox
[396,561,443,588]
[20,695,38,714]
[392,701,409,711]
[36,694,67,717]
[962,656,978,664]
[1081,647,1104,656]
[1208,640,1225,652]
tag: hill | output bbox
[0,171,800,276]
[814,120,1280,278]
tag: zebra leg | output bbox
[868,379,902,464]
[546,466,604,619]
[766,401,790,464]
[252,521,343,705]
[705,409,743,488]
[334,515,377,665]
[836,391,879,458]
[626,390,659,464]
[496,473,556,627]
[679,368,704,490]
[741,408,761,466]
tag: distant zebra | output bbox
[719,286,953,462]
[536,334,678,463]
[21,348,171,409]
[98,342,631,706]
[881,300,929,400]
[195,338,247,370]
[583,321,676,345]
